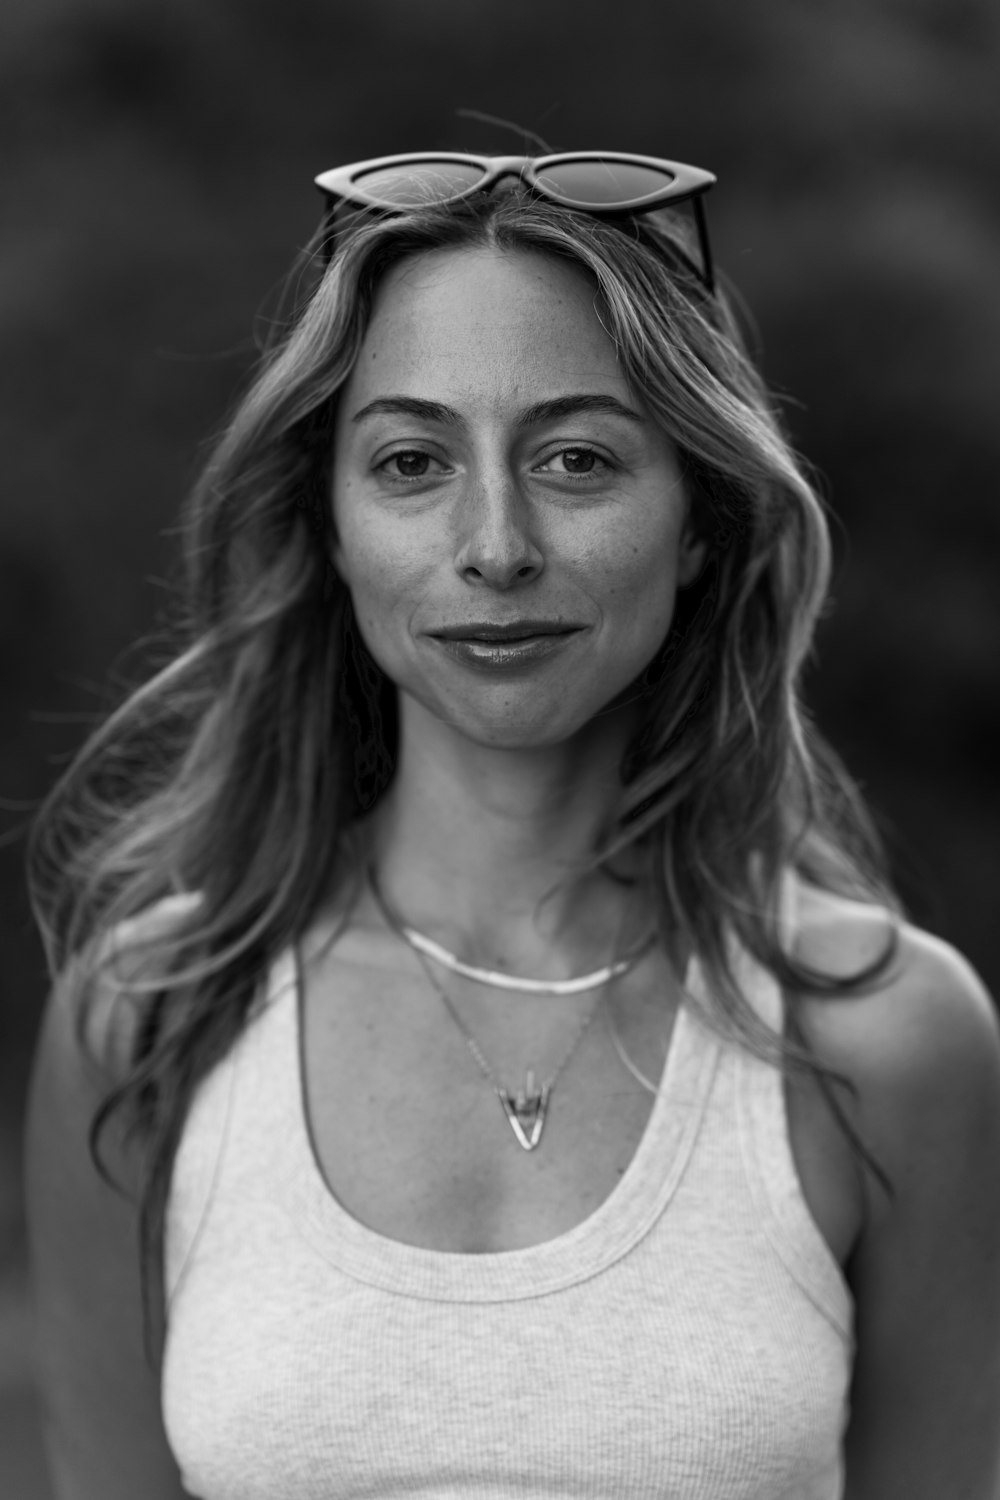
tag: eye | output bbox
[375,449,448,482]
[537,446,613,479]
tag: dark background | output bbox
[2,0,998,1492]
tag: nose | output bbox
[453,466,544,589]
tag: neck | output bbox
[360,696,652,978]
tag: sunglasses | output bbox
[313,151,718,292]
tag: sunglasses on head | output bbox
[313,151,718,292]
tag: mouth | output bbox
[427,621,584,673]
[431,620,583,643]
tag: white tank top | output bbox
[161,907,853,1499]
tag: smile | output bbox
[429,626,583,672]
[431,620,584,642]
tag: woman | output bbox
[25,151,1000,1499]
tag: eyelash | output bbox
[376,450,449,483]
[539,447,614,480]
[375,446,615,485]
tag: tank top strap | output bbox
[733,870,854,1345]
[165,948,302,1313]
[164,1027,239,1312]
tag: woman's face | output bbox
[331,246,705,751]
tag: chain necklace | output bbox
[368,866,637,1151]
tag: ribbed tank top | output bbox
[161,899,854,1500]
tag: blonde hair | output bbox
[28,188,899,1340]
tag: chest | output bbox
[166,1214,850,1500]
[299,946,863,1267]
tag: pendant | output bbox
[497,1071,551,1151]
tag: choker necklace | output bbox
[368,866,641,1151]
[366,867,653,995]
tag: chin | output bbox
[441,712,581,752]
[396,669,639,755]
[434,691,636,755]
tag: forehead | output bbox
[346,246,629,407]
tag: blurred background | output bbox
[2,0,998,1491]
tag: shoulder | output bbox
[789,880,1000,1207]
[68,891,205,1084]
[30,892,205,1186]
[26,898,201,1497]
[787,891,1000,1490]
[789,878,998,1075]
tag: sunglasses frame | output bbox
[313,151,718,291]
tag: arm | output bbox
[827,929,1000,1499]
[25,964,192,1500]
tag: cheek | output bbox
[331,467,439,600]
[332,508,431,662]
[341,540,405,627]
[330,470,361,583]
[332,475,390,589]
[592,518,685,630]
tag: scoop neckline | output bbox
[275,943,723,1302]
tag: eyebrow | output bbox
[350,394,647,427]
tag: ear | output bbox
[676,515,708,587]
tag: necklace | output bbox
[394,923,653,994]
[368,868,653,995]
[368,866,634,1151]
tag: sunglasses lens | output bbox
[350,160,485,208]
[535,159,677,208]
[318,154,713,290]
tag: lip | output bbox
[431,620,584,642]
[433,633,577,671]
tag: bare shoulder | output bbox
[789,881,1000,1145]
[789,891,1000,1494]
[72,890,205,1083]
[25,895,201,1500]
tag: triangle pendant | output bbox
[497,1071,551,1151]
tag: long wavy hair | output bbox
[27,186,900,1349]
